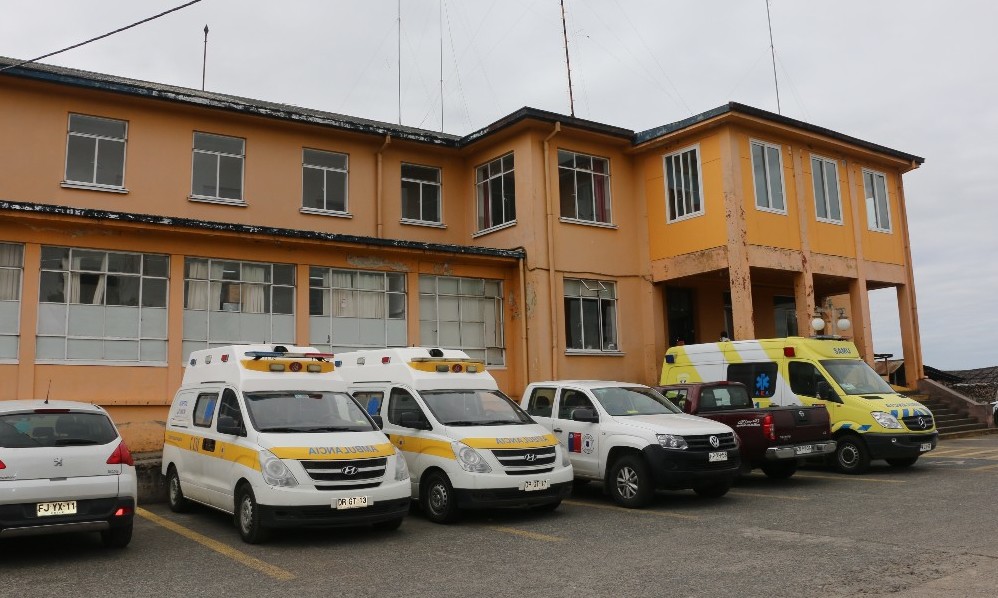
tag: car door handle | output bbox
[202,438,216,452]
[553,428,563,433]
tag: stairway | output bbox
[908,393,993,438]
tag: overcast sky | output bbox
[2,1,995,370]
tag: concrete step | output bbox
[937,422,991,436]
[934,413,966,423]
[939,426,998,440]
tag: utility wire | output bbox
[0,0,205,74]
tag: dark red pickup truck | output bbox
[656,382,835,479]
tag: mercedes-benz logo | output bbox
[342,466,358,476]
[709,436,720,448]
[917,417,927,430]
[524,453,536,462]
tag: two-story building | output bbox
[0,58,924,450]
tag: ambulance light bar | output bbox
[245,351,335,361]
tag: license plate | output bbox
[520,479,550,492]
[920,442,932,452]
[795,445,814,455]
[334,496,371,510]
[36,501,77,517]
[708,451,728,462]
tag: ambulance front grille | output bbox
[298,457,388,484]
[684,433,737,451]
[901,414,934,431]
[492,446,557,475]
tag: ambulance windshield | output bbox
[591,386,682,416]
[243,391,376,433]
[421,389,532,426]
[820,360,895,395]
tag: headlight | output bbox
[394,449,410,481]
[657,434,688,450]
[259,450,298,487]
[558,444,571,468]
[452,441,492,473]
[872,411,903,429]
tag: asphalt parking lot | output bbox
[3,435,997,598]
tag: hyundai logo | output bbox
[53,458,63,467]
[524,453,537,462]
[709,436,720,448]
[342,466,358,476]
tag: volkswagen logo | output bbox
[917,417,927,430]
[524,453,537,462]
[342,466,358,476]
[708,436,720,448]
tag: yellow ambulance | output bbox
[660,337,937,474]
[335,347,574,523]
[162,345,411,543]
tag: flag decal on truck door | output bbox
[568,432,583,453]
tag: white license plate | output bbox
[520,479,550,492]
[920,442,932,452]
[708,451,728,462]
[334,496,371,510]
[795,445,814,455]
[36,501,77,517]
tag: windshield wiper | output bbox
[441,420,481,426]
[476,419,522,426]
[256,426,313,433]
[302,426,367,432]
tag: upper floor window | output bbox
[664,145,704,222]
[0,243,24,360]
[65,114,126,189]
[811,155,842,223]
[564,278,618,353]
[863,169,892,232]
[750,140,785,213]
[302,149,348,214]
[558,150,612,224]
[419,275,504,366]
[475,153,515,232]
[308,267,407,352]
[191,132,244,203]
[401,164,442,224]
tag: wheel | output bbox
[760,461,798,480]
[372,517,404,532]
[166,466,189,513]
[692,482,730,498]
[419,471,461,524]
[531,499,562,513]
[608,455,654,508]
[100,523,133,548]
[235,485,270,544]
[834,435,870,475]
[886,456,919,468]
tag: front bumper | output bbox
[641,446,741,490]
[863,431,938,460]
[0,497,135,538]
[764,440,837,461]
[454,481,572,509]
[258,497,410,528]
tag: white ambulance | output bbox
[335,347,574,523]
[162,345,411,543]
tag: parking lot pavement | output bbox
[2,435,997,598]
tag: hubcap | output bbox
[240,496,254,533]
[170,476,180,502]
[840,445,858,466]
[429,483,448,514]
[616,466,639,499]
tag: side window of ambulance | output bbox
[193,393,218,428]
[527,387,555,417]
[353,391,385,416]
[727,362,778,399]
[663,389,688,411]
[217,389,243,429]
[387,388,426,426]
[788,361,829,398]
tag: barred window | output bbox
[419,275,504,366]
[564,278,618,352]
[308,267,407,352]
[0,243,24,360]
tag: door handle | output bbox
[553,428,563,433]
[202,438,216,452]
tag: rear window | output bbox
[0,411,118,448]
[727,362,779,399]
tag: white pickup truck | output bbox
[520,381,741,507]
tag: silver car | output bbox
[0,400,137,548]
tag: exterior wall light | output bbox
[812,299,851,334]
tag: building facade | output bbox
[0,59,924,450]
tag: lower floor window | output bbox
[564,278,618,352]
[308,267,407,352]
[0,243,24,359]
[419,275,505,366]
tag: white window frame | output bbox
[749,139,787,215]
[63,113,128,193]
[301,148,349,216]
[474,153,516,234]
[563,278,620,354]
[400,163,443,226]
[0,243,24,362]
[558,149,613,225]
[418,275,505,367]
[308,267,407,351]
[663,144,705,223]
[811,154,844,224]
[190,132,246,205]
[862,168,892,233]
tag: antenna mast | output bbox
[201,25,209,91]
[559,0,575,117]
[439,0,444,132]
[397,0,402,125]
[765,0,781,114]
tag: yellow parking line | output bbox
[137,508,295,581]
[563,499,700,521]
[729,490,809,501]
[795,473,906,484]
[490,526,563,542]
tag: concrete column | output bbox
[848,279,874,363]
[166,253,186,393]
[897,284,922,388]
[16,243,40,399]
[720,128,754,340]
[295,262,310,346]
[790,147,816,332]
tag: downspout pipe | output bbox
[518,252,529,395]
[376,135,391,238]
[543,122,561,379]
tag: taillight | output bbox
[114,506,133,517]
[107,441,134,466]
[0,459,5,469]
[762,413,776,441]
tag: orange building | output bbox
[0,59,924,450]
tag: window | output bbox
[193,393,218,428]
[419,275,504,366]
[788,361,830,398]
[664,145,704,222]
[557,389,595,420]
[475,153,516,231]
[811,156,842,223]
[774,296,798,338]
[727,362,779,399]
[558,150,612,224]
[65,114,127,189]
[526,387,556,418]
[0,243,24,360]
[308,267,406,352]
[401,164,442,224]
[302,149,348,213]
[387,388,427,427]
[191,132,244,202]
[750,140,785,213]
[218,389,243,429]
[564,278,618,352]
[182,258,294,361]
[36,247,168,362]
[863,169,892,232]
[353,391,385,416]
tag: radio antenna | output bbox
[201,25,209,91]
[559,0,575,117]
[765,0,781,114]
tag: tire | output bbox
[235,485,270,544]
[419,471,461,524]
[692,482,731,498]
[531,499,562,513]
[608,454,654,508]
[166,466,189,513]
[886,456,919,468]
[834,435,871,475]
[760,461,798,480]
[100,523,133,548]
[372,517,404,532]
